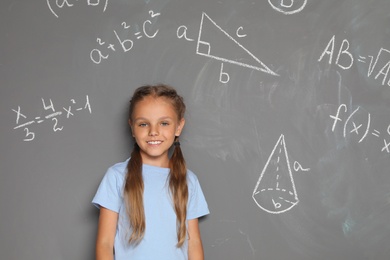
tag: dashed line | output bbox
[258,188,292,194]
[279,197,295,205]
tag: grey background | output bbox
[1,0,390,259]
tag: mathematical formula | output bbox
[319,35,390,87]
[90,10,279,84]
[90,10,160,64]
[46,0,310,83]
[12,95,92,142]
[46,0,108,18]
[329,103,390,153]
[47,0,307,18]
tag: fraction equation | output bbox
[46,0,108,18]
[319,35,390,87]
[330,104,390,153]
[12,95,92,142]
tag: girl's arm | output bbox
[96,207,118,260]
[188,218,204,260]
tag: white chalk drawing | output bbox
[90,10,279,82]
[90,10,160,64]
[319,35,390,87]
[177,25,195,42]
[252,134,300,214]
[268,0,307,15]
[196,12,279,77]
[330,104,390,153]
[47,0,108,18]
[176,12,280,83]
[236,26,247,38]
[12,95,92,142]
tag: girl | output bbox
[92,84,209,260]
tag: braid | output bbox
[169,136,188,247]
[124,143,145,244]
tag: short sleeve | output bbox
[92,165,125,213]
[187,171,210,220]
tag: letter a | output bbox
[318,35,335,64]
[375,61,390,86]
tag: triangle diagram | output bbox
[196,12,278,76]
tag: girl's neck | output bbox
[142,157,170,168]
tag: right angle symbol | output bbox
[252,134,299,214]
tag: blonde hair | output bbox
[124,84,188,247]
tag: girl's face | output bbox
[129,96,185,167]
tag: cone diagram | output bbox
[252,134,299,214]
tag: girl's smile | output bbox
[147,140,162,145]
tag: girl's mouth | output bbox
[147,141,162,145]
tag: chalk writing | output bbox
[176,12,279,83]
[268,0,307,15]
[318,35,390,87]
[90,10,160,64]
[196,12,279,83]
[90,10,278,82]
[329,104,390,153]
[236,26,247,38]
[12,95,92,141]
[46,0,108,18]
[177,25,195,42]
[253,134,305,214]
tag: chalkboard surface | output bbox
[1,0,390,259]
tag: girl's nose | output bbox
[148,125,159,136]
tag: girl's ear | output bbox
[175,118,185,136]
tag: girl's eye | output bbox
[161,122,169,126]
[139,123,148,127]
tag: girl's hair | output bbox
[124,84,188,247]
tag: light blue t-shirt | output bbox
[92,159,209,260]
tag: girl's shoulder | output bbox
[105,158,129,178]
[186,169,200,185]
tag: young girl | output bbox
[92,84,209,260]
